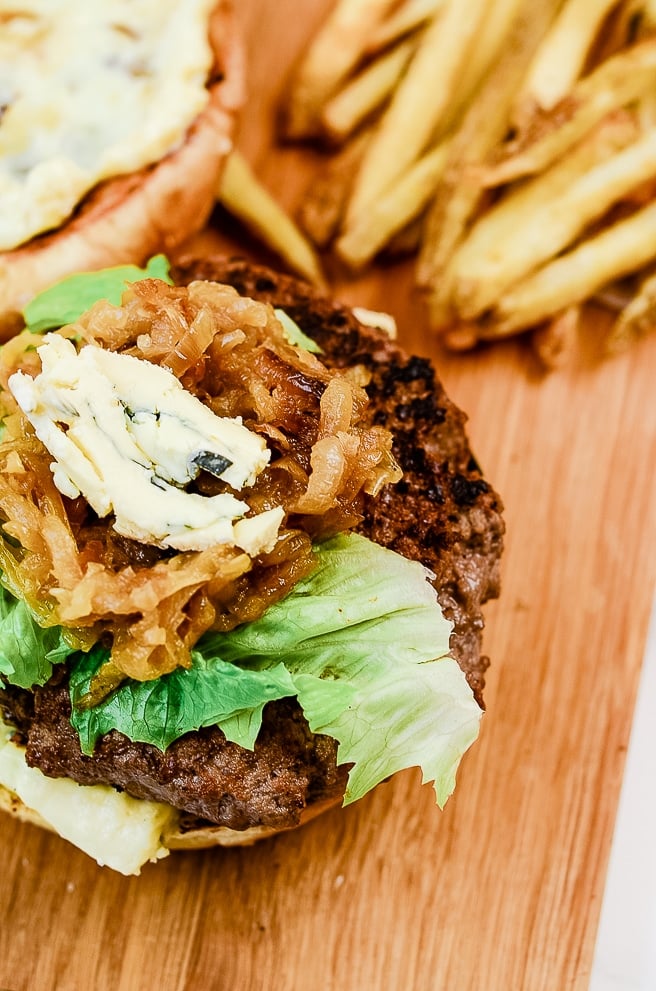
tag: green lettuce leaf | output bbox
[0,584,70,689]
[22,255,173,334]
[69,533,481,807]
[70,646,300,753]
[196,532,480,806]
[274,308,323,354]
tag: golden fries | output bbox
[217,151,325,286]
[417,0,561,299]
[366,0,444,52]
[451,115,647,319]
[482,37,656,186]
[345,0,490,223]
[283,0,397,139]
[336,142,449,269]
[320,38,416,145]
[532,306,581,370]
[451,0,527,113]
[298,128,372,248]
[490,199,656,335]
[605,269,656,352]
[516,0,620,115]
[276,0,656,362]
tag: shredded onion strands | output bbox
[0,279,401,686]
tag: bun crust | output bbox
[0,777,342,851]
[165,793,343,849]
[0,0,243,335]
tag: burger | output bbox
[0,0,242,335]
[0,254,504,874]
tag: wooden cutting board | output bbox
[1,4,655,989]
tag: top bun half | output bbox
[0,0,243,337]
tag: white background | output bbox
[590,599,656,991]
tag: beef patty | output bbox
[0,257,504,832]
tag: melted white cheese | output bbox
[0,0,216,250]
[0,719,175,874]
[9,334,284,554]
[351,306,397,339]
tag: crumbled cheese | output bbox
[352,306,397,339]
[0,0,216,250]
[9,334,284,553]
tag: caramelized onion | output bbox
[0,279,401,685]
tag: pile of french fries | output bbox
[278,0,656,364]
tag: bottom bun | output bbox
[165,794,343,850]
[0,753,342,869]
[0,781,340,851]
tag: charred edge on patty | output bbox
[0,258,504,834]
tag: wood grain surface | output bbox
[1,4,655,990]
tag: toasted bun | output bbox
[165,793,344,849]
[0,778,341,851]
[0,782,41,830]
[0,1,243,337]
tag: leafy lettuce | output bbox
[274,308,323,354]
[0,533,481,807]
[22,255,173,334]
[0,590,70,690]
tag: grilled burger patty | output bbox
[0,257,504,832]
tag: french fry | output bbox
[336,141,449,269]
[443,0,527,127]
[367,0,444,52]
[442,324,480,351]
[639,92,656,130]
[383,214,425,258]
[452,115,652,320]
[345,0,490,224]
[605,269,656,352]
[320,37,416,145]
[418,0,561,309]
[217,151,325,286]
[589,1,649,66]
[531,306,581,370]
[515,0,620,115]
[644,0,656,24]
[278,0,656,362]
[283,0,397,139]
[594,283,633,312]
[298,128,372,248]
[637,85,656,131]
[361,0,524,208]
[481,37,656,186]
[488,199,656,336]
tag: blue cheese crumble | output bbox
[8,334,284,554]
